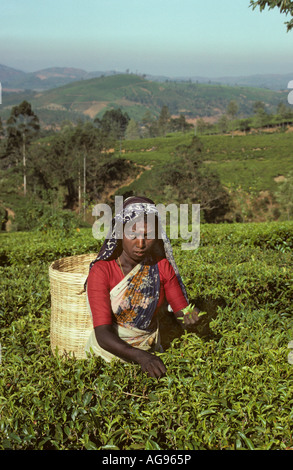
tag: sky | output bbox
[1,0,293,78]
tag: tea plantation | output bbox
[0,221,293,450]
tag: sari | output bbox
[85,197,188,362]
[85,262,163,362]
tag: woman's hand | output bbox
[137,350,166,379]
[175,306,201,328]
[95,325,166,379]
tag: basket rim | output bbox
[49,253,98,280]
[49,252,97,269]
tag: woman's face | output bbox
[122,218,157,263]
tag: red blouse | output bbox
[87,258,188,328]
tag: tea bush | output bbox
[0,221,293,450]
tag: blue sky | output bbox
[1,0,293,77]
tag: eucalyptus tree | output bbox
[226,100,238,138]
[157,105,171,136]
[0,117,4,137]
[125,119,140,140]
[71,121,104,218]
[6,101,40,195]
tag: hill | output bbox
[1,73,289,126]
[112,130,293,223]
[0,64,118,91]
[204,73,293,91]
[0,64,26,88]
[1,63,293,92]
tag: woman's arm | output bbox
[94,324,166,379]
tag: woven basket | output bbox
[49,253,97,359]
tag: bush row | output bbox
[0,221,293,450]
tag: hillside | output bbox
[111,130,293,223]
[205,73,293,91]
[1,73,289,127]
[1,63,293,91]
[0,64,26,87]
[0,64,116,91]
[1,128,293,228]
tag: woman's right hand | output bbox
[95,325,166,379]
[137,350,166,379]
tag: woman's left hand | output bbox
[175,307,201,328]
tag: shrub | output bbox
[0,222,293,450]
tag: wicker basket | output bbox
[49,253,97,359]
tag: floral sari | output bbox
[85,261,163,362]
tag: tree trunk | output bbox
[83,153,86,221]
[78,168,81,215]
[22,134,26,196]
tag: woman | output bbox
[85,196,199,378]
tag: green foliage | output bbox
[0,221,293,449]
[250,0,293,31]
[275,171,293,221]
[155,136,231,222]
[125,119,141,140]
[3,189,84,233]
[94,108,130,140]
[2,120,293,232]
[120,129,293,187]
[0,120,140,228]
[6,100,40,154]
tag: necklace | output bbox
[117,257,125,276]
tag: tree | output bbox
[277,102,293,119]
[238,118,252,134]
[125,119,140,140]
[94,108,130,141]
[195,118,207,135]
[71,122,102,218]
[161,136,231,222]
[217,115,229,134]
[30,121,109,213]
[227,100,238,137]
[0,117,4,138]
[169,114,193,133]
[253,101,266,115]
[253,100,270,128]
[157,105,171,136]
[275,171,293,220]
[141,110,156,137]
[250,0,293,31]
[6,101,40,196]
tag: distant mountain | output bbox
[1,63,293,92]
[206,73,293,91]
[0,64,26,88]
[150,73,293,91]
[16,67,88,90]
[0,64,120,91]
